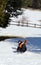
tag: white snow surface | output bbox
[0,8,41,37]
[0,8,41,65]
[0,39,41,65]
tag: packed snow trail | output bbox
[0,38,41,65]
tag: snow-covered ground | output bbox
[0,8,41,37]
[0,38,41,65]
[0,8,41,65]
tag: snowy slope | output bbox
[0,8,41,65]
[0,38,41,65]
[0,8,41,37]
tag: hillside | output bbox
[0,0,41,28]
[0,8,41,37]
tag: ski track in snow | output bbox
[0,39,41,65]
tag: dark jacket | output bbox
[17,44,27,52]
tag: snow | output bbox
[0,8,41,37]
[0,39,41,65]
[0,8,41,65]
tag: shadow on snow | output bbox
[5,37,41,54]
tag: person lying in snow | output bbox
[17,40,28,52]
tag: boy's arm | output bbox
[24,40,28,44]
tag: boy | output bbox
[17,40,27,52]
